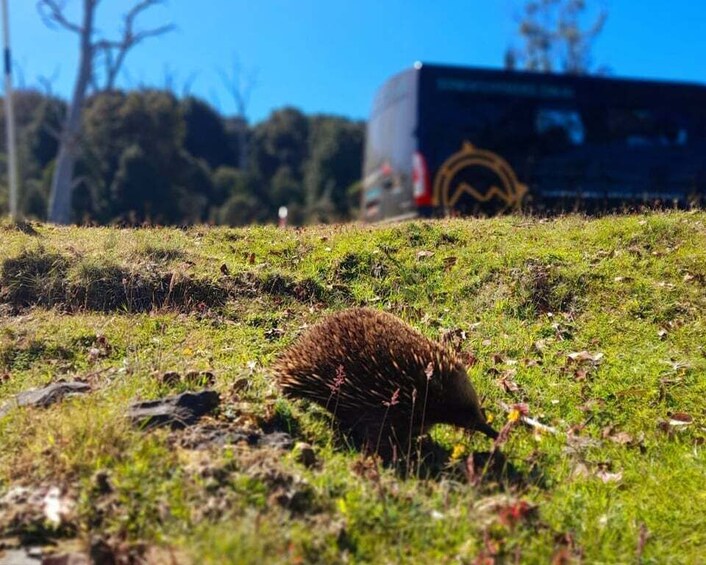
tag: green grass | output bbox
[0,212,705,563]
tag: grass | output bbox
[0,212,705,563]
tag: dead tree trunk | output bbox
[41,0,173,224]
[47,0,95,225]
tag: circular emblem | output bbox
[433,143,528,214]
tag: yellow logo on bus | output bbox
[433,143,528,212]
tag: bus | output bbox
[361,62,706,221]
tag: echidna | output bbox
[273,308,497,454]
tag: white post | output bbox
[2,0,18,220]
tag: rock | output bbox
[0,484,76,535]
[89,537,115,565]
[0,382,91,418]
[174,424,293,451]
[184,370,216,388]
[91,470,112,496]
[293,442,317,468]
[259,432,294,450]
[127,390,220,430]
[158,371,181,386]
[0,547,42,564]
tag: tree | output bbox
[305,117,364,220]
[507,0,607,74]
[182,97,235,169]
[219,56,257,169]
[80,89,195,223]
[38,0,173,224]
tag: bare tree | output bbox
[219,56,257,169]
[38,0,173,224]
[506,0,607,74]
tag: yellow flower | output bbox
[451,444,466,460]
[508,408,521,423]
[182,347,194,357]
[486,412,494,424]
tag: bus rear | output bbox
[361,67,430,222]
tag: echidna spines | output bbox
[273,308,497,448]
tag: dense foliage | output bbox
[0,89,365,225]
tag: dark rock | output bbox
[260,432,294,450]
[158,371,181,386]
[293,442,317,468]
[0,382,91,418]
[89,537,115,565]
[127,390,220,430]
[184,370,216,388]
[91,470,112,496]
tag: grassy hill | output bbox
[1,212,705,563]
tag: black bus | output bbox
[361,62,706,221]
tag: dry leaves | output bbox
[572,462,623,483]
[443,256,458,271]
[566,351,604,364]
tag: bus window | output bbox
[535,108,585,146]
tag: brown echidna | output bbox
[273,308,497,454]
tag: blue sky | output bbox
[6,1,706,123]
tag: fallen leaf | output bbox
[416,250,434,260]
[596,469,622,483]
[567,351,604,364]
[443,256,457,271]
[571,462,590,479]
[611,432,634,445]
[497,372,520,394]
[533,339,549,353]
[220,263,230,275]
[573,368,589,381]
[668,412,693,427]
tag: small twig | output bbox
[499,401,559,435]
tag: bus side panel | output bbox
[415,65,706,214]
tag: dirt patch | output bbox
[512,260,588,317]
[1,219,40,236]
[1,247,338,313]
[230,271,340,304]
[67,265,229,312]
[0,247,69,308]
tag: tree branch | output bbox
[218,55,258,118]
[37,0,89,34]
[92,0,174,91]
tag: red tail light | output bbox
[412,151,432,206]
